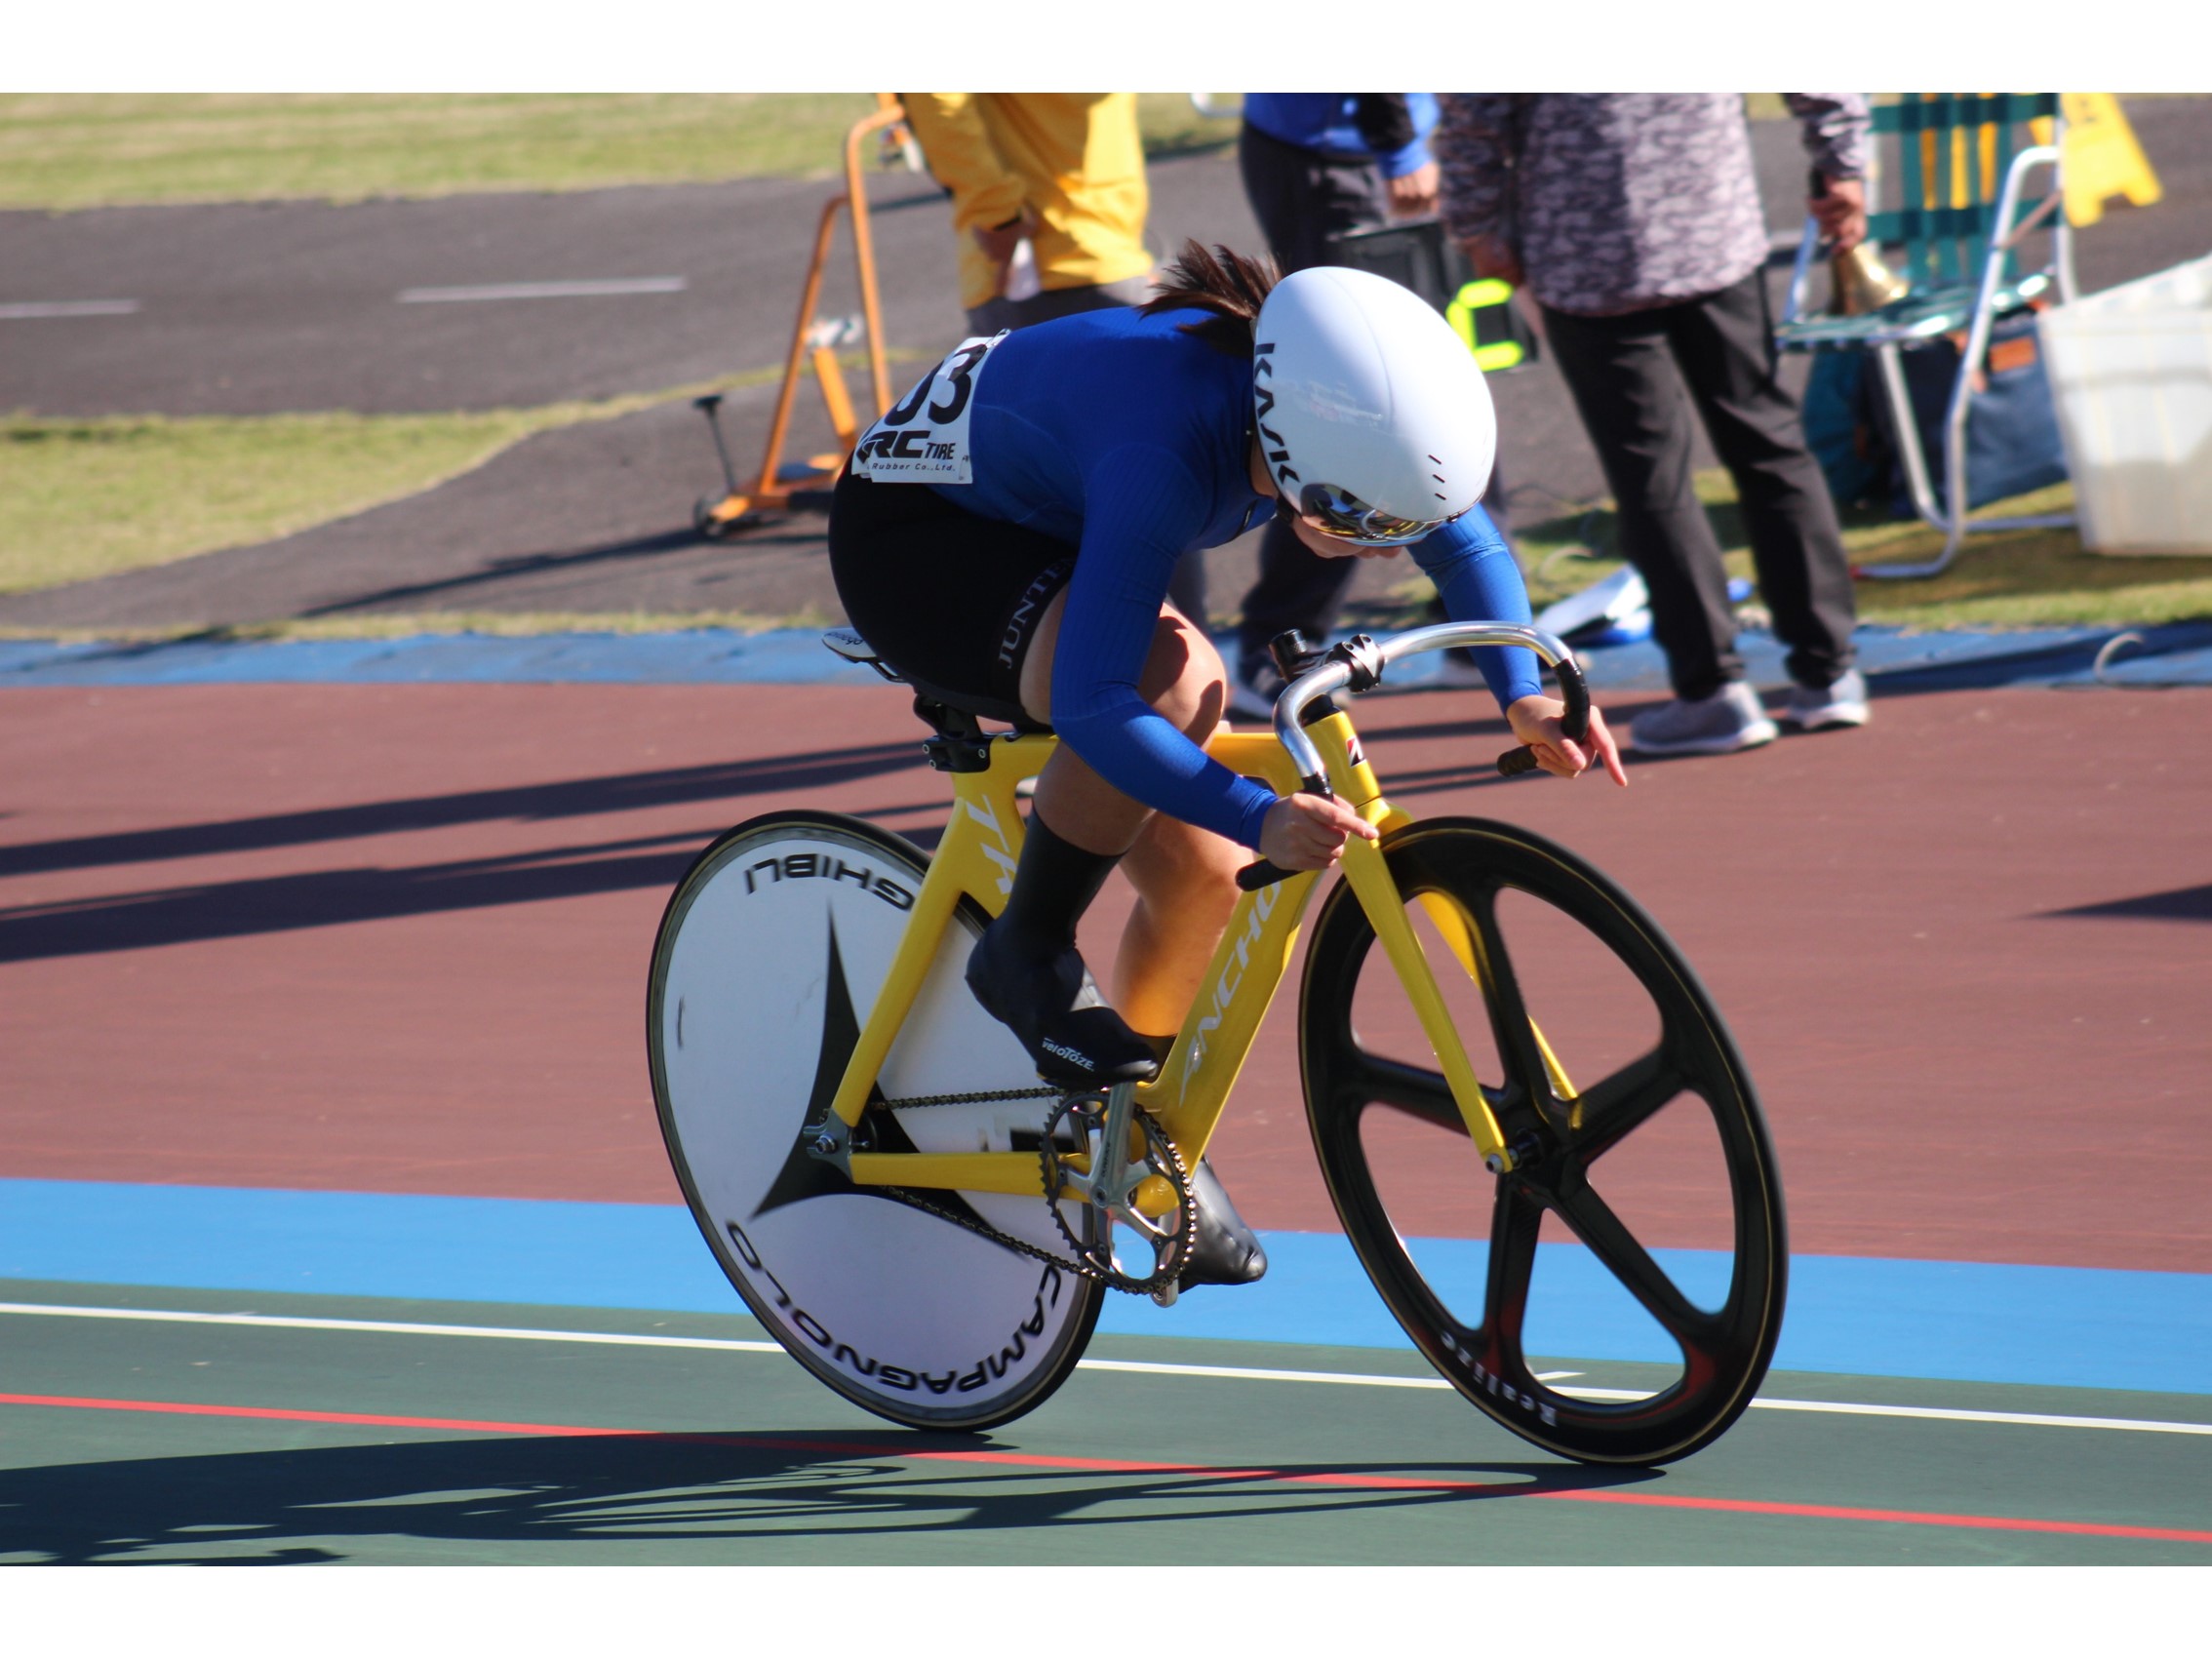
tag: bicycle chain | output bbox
[876,1085,1059,1111]
[862,1085,1196,1296]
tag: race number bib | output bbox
[849,332,1008,485]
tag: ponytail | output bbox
[1138,240,1280,357]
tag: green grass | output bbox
[2,410,546,593]
[1364,472,2212,636]
[0,370,798,595]
[0,94,1235,213]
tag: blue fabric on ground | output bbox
[4,1178,2207,1396]
[6,620,2209,691]
[0,630,882,688]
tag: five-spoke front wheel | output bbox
[1300,818,1786,1465]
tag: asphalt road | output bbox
[2,99,2206,636]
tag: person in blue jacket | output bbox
[1224,95,1450,716]
[1239,94,1440,269]
[827,242,1624,1284]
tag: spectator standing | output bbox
[1437,94,1872,754]
[897,94,1202,617]
[1226,94,1480,716]
[897,94,1157,336]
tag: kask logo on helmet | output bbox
[1250,338,1300,499]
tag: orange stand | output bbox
[692,98,910,538]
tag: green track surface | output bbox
[4,1280,2207,1566]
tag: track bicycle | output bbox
[648,622,1786,1465]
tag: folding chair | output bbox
[1777,94,2077,579]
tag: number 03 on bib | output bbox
[849,333,1009,485]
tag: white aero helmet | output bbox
[1252,264,1496,546]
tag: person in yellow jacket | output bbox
[899,94,1157,336]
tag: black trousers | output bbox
[1229,121,1513,671]
[1228,122,1390,670]
[1540,269,1857,700]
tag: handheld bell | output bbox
[1832,243,1909,316]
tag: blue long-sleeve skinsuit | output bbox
[927,305,1541,850]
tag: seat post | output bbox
[913,695,997,773]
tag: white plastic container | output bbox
[2037,253,2212,554]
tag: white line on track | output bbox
[0,1301,782,1355]
[396,278,686,303]
[8,1300,2210,1438]
[0,299,140,319]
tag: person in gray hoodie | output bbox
[1438,94,1872,754]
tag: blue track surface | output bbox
[5,621,2211,691]
[6,1178,2208,1396]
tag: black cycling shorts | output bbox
[827,467,1076,727]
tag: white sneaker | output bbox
[1626,681,1778,756]
[1781,669,1870,731]
[1228,659,1284,722]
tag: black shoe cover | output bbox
[965,920,1159,1087]
[1178,1159,1268,1290]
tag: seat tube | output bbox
[825,801,982,1129]
[824,748,1043,1127]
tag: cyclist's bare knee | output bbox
[1126,810,1243,911]
[1019,594,1224,738]
[1137,607,1229,738]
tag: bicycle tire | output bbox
[1299,817,1786,1465]
[649,810,1102,1431]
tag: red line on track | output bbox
[9,1391,2211,1547]
[0,1392,648,1440]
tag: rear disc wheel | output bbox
[649,810,1101,1431]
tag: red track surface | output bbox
[4,680,2208,1270]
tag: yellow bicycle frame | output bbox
[830,699,1560,1204]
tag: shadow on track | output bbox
[289,529,715,619]
[0,741,917,881]
[2042,883,2212,925]
[0,837,712,961]
[0,1431,1653,1563]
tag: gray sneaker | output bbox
[1782,669,1870,731]
[1627,681,1779,756]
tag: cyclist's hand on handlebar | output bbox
[1507,693,1629,787]
[1259,793,1379,871]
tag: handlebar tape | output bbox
[1495,651,1592,778]
[1236,858,1296,891]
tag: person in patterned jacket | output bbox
[1438,94,1873,755]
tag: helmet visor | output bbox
[1288,482,1456,548]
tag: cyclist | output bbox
[828,242,1625,1286]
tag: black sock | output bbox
[993,810,1120,958]
[965,810,1158,1086]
